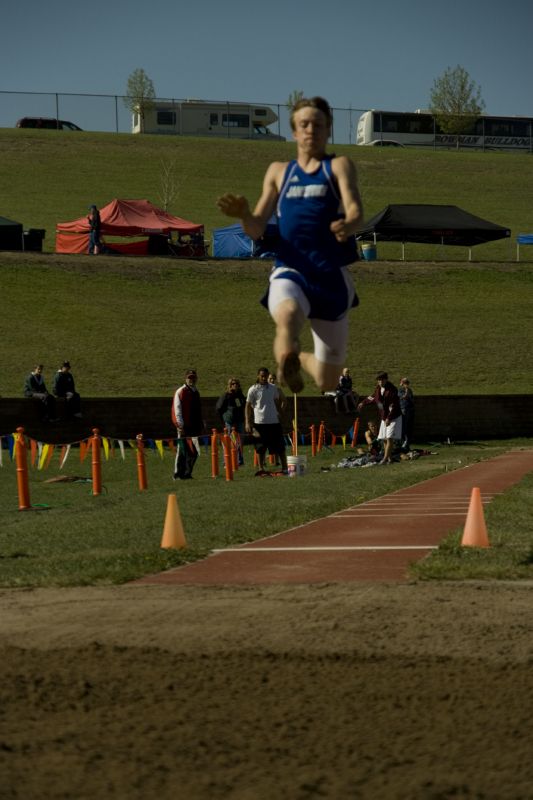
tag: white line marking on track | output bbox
[332,512,470,518]
[359,500,485,505]
[213,546,439,552]
[370,493,499,498]
[334,506,470,513]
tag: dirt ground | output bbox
[1,581,532,800]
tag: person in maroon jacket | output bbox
[171,369,205,480]
[357,371,402,464]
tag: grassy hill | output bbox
[2,127,533,258]
[1,129,533,396]
[1,252,532,397]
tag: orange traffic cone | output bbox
[461,487,490,548]
[161,493,187,549]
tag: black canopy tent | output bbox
[0,215,23,251]
[358,204,511,260]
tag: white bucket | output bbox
[287,454,307,477]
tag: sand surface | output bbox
[1,581,533,799]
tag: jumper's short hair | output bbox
[376,372,388,381]
[290,96,333,130]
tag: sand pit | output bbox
[1,581,532,798]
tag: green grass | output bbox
[1,127,533,259]
[411,468,533,581]
[1,255,533,396]
[2,439,532,587]
[2,128,533,396]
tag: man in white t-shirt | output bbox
[245,367,288,473]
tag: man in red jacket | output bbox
[357,372,402,464]
[172,369,205,480]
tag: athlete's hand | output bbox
[330,218,351,242]
[217,193,250,219]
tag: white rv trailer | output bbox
[132,100,285,140]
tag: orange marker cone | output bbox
[161,493,187,549]
[461,487,490,548]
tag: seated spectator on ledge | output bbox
[24,364,58,422]
[334,367,358,414]
[53,361,82,418]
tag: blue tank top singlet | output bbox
[260,155,359,320]
[275,155,358,276]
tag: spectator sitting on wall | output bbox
[24,364,58,422]
[334,367,359,414]
[53,361,82,418]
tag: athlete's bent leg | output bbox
[298,354,339,392]
[268,279,310,392]
[271,298,305,365]
[305,315,350,392]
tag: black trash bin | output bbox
[23,228,46,252]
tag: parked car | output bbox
[366,139,404,147]
[16,117,83,131]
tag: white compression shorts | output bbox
[267,268,352,366]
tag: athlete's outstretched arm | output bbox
[217,162,283,241]
[329,157,364,242]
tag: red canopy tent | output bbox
[56,198,204,255]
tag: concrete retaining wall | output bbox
[1,394,532,445]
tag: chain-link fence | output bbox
[0,90,366,145]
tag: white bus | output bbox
[356,109,533,151]
[132,100,285,140]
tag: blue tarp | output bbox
[212,221,278,259]
[213,223,253,258]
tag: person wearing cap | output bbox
[23,364,59,422]
[53,361,82,418]
[87,204,101,255]
[357,372,402,465]
[171,369,205,480]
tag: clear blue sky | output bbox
[2,0,532,137]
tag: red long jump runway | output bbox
[139,449,533,585]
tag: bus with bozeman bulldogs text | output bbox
[357,109,533,151]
